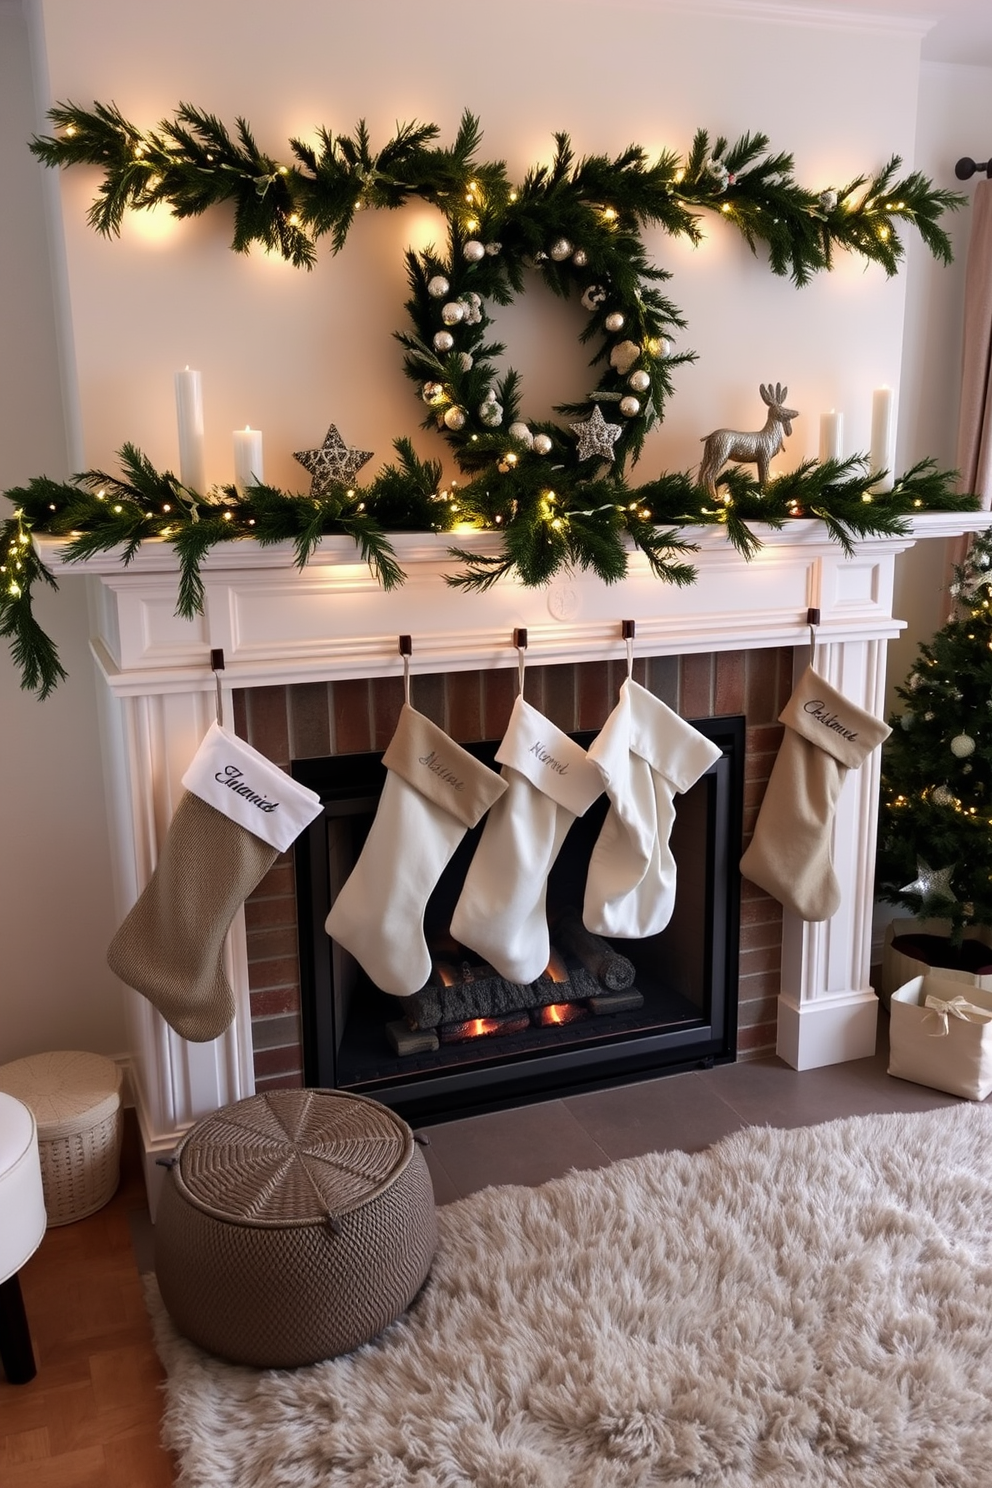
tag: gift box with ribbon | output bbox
[889,972,992,1100]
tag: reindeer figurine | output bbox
[698,383,799,494]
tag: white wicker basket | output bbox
[0,1051,122,1225]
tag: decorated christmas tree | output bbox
[876,527,992,940]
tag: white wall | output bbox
[2,0,981,1059]
[0,0,123,1063]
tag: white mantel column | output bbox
[776,636,889,1068]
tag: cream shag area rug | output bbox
[148,1104,992,1488]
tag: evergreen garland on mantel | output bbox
[1,103,978,697]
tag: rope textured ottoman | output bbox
[154,1088,437,1368]
[0,1051,122,1226]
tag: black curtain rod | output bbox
[956,157,992,181]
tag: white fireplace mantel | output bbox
[38,512,990,1203]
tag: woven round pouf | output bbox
[0,1051,122,1226]
[154,1088,437,1368]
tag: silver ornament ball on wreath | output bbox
[421,381,445,404]
[550,238,573,261]
[628,370,651,394]
[572,248,588,267]
[619,396,641,418]
[951,734,976,758]
[462,240,485,263]
[479,394,503,427]
[441,301,465,325]
[508,421,533,448]
[533,433,553,456]
[604,311,625,333]
[443,406,467,431]
[427,275,450,298]
[433,330,455,353]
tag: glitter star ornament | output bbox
[571,404,622,463]
[294,425,373,496]
[900,859,957,908]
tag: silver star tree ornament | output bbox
[294,424,373,496]
[900,859,957,908]
[571,404,622,463]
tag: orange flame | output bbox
[544,950,570,984]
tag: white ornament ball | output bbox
[619,396,641,418]
[428,275,450,298]
[533,433,553,456]
[441,301,465,325]
[571,248,588,267]
[443,406,467,431]
[931,785,954,805]
[628,370,650,393]
[433,330,455,353]
[951,734,976,758]
[421,381,444,404]
[550,238,573,261]
[508,421,533,448]
[457,352,474,371]
[604,311,625,333]
[479,395,503,427]
[462,240,485,263]
[609,340,641,376]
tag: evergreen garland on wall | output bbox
[0,102,977,697]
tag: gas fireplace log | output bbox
[554,908,636,990]
[401,956,598,1029]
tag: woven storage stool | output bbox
[154,1088,437,1368]
[0,1051,122,1226]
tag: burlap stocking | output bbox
[739,666,890,921]
[450,695,603,984]
[107,723,322,1042]
[583,679,722,938]
[326,704,507,996]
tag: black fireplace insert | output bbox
[293,714,743,1124]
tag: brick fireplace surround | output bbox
[235,648,791,1093]
[40,511,988,1208]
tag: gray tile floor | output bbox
[417,1010,966,1205]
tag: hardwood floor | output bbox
[0,1013,965,1485]
[0,1115,174,1486]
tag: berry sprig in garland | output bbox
[2,103,975,697]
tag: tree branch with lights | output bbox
[1,102,975,697]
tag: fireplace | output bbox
[292,714,743,1123]
[40,514,980,1206]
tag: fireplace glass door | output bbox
[294,716,743,1123]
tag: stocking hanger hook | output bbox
[806,607,820,667]
[513,627,528,697]
[210,648,225,727]
[399,634,412,705]
[621,619,635,678]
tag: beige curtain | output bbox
[956,177,992,507]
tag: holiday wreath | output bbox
[1,103,978,697]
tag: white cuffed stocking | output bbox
[107,722,322,1042]
[326,704,507,996]
[583,679,722,938]
[450,695,604,984]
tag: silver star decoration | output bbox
[571,404,622,463]
[294,424,373,496]
[900,859,957,908]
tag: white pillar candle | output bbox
[869,386,895,493]
[818,410,844,464]
[233,426,264,492]
[174,367,206,492]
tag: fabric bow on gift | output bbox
[922,993,992,1036]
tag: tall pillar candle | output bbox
[175,368,206,493]
[233,427,264,492]
[818,410,843,464]
[869,386,895,493]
